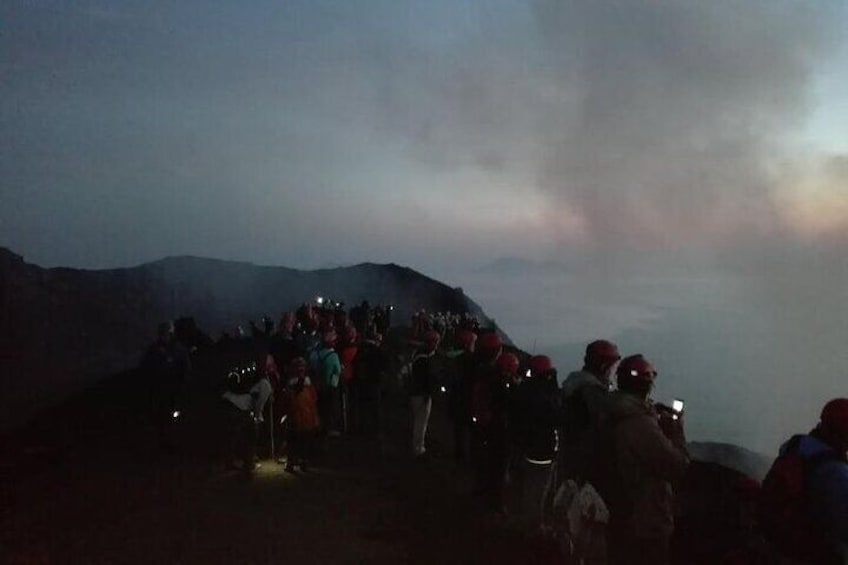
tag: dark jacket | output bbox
[410,351,438,397]
[515,375,560,463]
[599,392,689,540]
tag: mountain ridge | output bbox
[0,246,506,431]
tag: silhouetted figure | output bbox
[759,398,848,563]
[472,351,519,515]
[221,360,265,472]
[593,355,689,565]
[449,329,478,463]
[513,355,560,529]
[409,330,441,457]
[141,321,191,451]
[312,330,342,436]
[542,339,620,528]
[283,357,320,472]
[353,332,388,437]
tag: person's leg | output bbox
[410,396,423,455]
[420,396,432,453]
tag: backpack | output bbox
[587,412,640,531]
[308,348,332,386]
[561,387,592,442]
[758,435,840,562]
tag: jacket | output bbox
[287,377,320,431]
[601,392,689,540]
[790,434,848,551]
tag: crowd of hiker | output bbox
[141,301,848,564]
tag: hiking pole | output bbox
[342,387,348,434]
[269,395,275,460]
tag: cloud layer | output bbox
[0,0,845,270]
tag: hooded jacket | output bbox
[557,369,612,480]
[601,391,689,540]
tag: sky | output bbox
[2,0,848,275]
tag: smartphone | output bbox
[672,399,684,413]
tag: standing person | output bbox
[313,330,342,437]
[542,340,621,528]
[449,329,478,464]
[409,330,441,457]
[760,398,848,563]
[514,355,561,530]
[472,351,519,515]
[594,354,689,565]
[141,321,191,451]
[338,326,359,434]
[283,358,320,472]
[353,332,388,437]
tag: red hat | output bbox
[586,340,621,362]
[616,354,656,384]
[821,398,848,440]
[530,355,554,375]
[496,352,520,376]
[477,332,503,351]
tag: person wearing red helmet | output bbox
[544,340,622,523]
[591,354,688,565]
[470,351,520,514]
[760,398,848,562]
[512,355,561,529]
[448,330,478,464]
[409,330,441,457]
[314,329,343,437]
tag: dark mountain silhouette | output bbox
[0,246,506,431]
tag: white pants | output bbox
[410,395,432,456]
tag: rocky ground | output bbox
[1,372,561,565]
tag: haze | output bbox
[3,1,848,453]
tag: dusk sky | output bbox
[2,0,848,275]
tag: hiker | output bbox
[409,330,441,457]
[471,351,519,514]
[448,329,478,463]
[221,361,263,472]
[352,332,388,437]
[542,340,621,528]
[513,355,561,530]
[140,321,191,451]
[595,354,689,565]
[338,326,359,434]
[760,397,848,563]
[269,311,302,373]
[313,330,342,437]
[283,357,320,472]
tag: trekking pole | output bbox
[342,387,348,434]
[269,395,275,460]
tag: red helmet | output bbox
[616,354,657,384]
[456,330,477,350]
[496,352,520,376]
[585,340,621,363]
[529,355,554,376]
[345,326,358,342]
[424,330,441,344]
[477,332,503,351]
[821,398,848,440]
